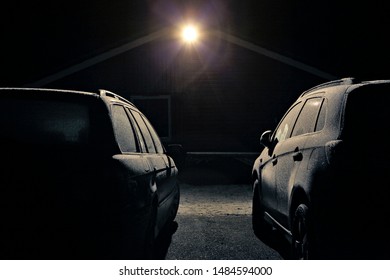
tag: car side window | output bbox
[314,98,326,132]
[125,108,146,152]
[140,114,165,154]
[274,102,302,143]
[111,105,138,153]
[129,110,157,154]
[291,97,324,137]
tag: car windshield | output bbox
[0,98,90,147]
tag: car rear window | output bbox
[344,85,390,138]
[343,84,390,162]
[0,98,90,147]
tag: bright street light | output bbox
[181,25,199,43]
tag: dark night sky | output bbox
[2,0,389,86]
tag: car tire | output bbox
[292,204,315,260]
[252,178,273,240]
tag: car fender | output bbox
[252,157,262,182]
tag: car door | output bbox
[274,97,324,228]
[127,109,174,206]
[127,108,179,233]
[261,102,303,218]
[110,105,153,207]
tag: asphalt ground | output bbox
[154,156,284,260]
[164,184,283,260]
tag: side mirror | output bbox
[166,144,186,170]
[260,130,273,148]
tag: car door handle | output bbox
[293,151,303,161]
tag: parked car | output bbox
[0,87,181,260]
[251,78,390,259]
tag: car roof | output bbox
[299,77,390,98]
[0,87,101,105]
[0,87,137,107]
[0,87,97,96]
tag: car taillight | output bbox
[325,140,344,166]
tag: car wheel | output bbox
[252,178,272,239]
[292,204,313,260]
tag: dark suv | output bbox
[251,78,390,259]
[0,87,181,260]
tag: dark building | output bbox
[22,29,332,152]
[3,0,388,155]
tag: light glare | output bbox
[182,25,198,43]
